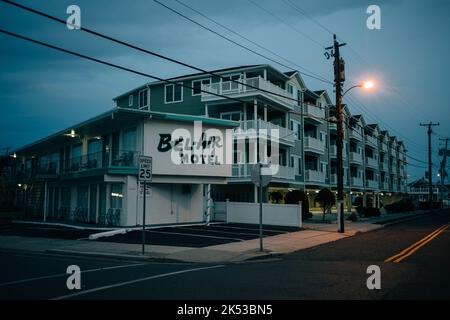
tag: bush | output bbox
[346,213,358,222]
[269,191,283,204]
[385,200,415,213]
[356,206,381,217]
[418,202,442,210]
[284,189,312,220]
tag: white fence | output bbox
[214,200,303,228]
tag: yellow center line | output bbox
[385,224,449,263]
[393,225,449,263]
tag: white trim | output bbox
[138,88,149,109]
[220,111,242,121]
[164,82,184,104]
[128,94,133,107]
[191,78,211,96]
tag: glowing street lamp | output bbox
[343,80,376,97]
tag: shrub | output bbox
[284,189,311,220]
[269,191,283,204]
[346,213,358,222]
[385,200,415,213]
[356,206,381,217]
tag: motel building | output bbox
[7,64,409,227]
[10,108,237,227]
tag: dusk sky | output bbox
[1,0,449,181]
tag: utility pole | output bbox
[420,122,440,211]
[326,34,346,233]
[439,138,449,206]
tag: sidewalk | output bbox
[0,210,430,264]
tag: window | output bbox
[138,89,149,109]
[128,95,133,107]
[165,83,183,103]
[110,184,123,209]
[192,79,211,96]
[220,112,242,121]
[297,158,302,175]
[122,128,137,151]
[287,84,294,94]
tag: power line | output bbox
[0,0,326,108]
[152,0,333,85]
[174,0,330,83]
[246,0,326,49]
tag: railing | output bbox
[380,181,389,190]
[201,76,295,108]
[330,173,348,185]
[365,134,378,147]
[65,150,139,173]
[350,152,363,163]
[329,145,346,158]
[303,103,325,120]
[366,179,379,189]
[231,163,295,180]
[305,170,325,183]
[381,142,388,152]
[237,120,295,145]
[365,157,378,168]
[36,161,58,175]
[349,129,363,140]
[304,136,325,153]
[351,177,364,187]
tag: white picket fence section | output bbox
[213,200,303,228]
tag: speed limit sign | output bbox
[138,156,152,182]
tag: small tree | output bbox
[315,188,336,222]
[284,189,311,220]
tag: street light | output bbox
[335,79,376,233]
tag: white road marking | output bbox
[0,263,146,287]
[50,265,224,300]
[145,229,245,241]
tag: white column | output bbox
[264,105,267,122]
[205,103,209,117]
[254,185,258,204]
[43,182,48,222]
[263,69,267,80]
[253,99,258,121]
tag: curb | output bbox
[45,249,184,263]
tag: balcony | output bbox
[381,142,388,152]
[36,161,59,176]
[305,170,326,184]
[351,177,364,187]
[366,179,379,190]
[349,152,363,164]
[201,76,295,109]
[64,150,139,174]
[330,173,348,186]
[237,120,295,146]
[391,166,398,174]
[231,163,295,180]
[303,103,325,122]
[329,145,347,159]
[304,136,325,154]
[379,162,388,171]
[349,129,363,141]
[380,181,389,190]
[365,135,378,147]
[365,157,378,168]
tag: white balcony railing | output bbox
[237,120,295,146]
[351,177,364,187]
[329,145,347,159]
[349,129,363,141]
[366,179,379,189]
[365,157,378,168]
[330,173,348,185]
[303,103,325,121]
[365,135,378,147]
[201,76,295,108]
[350,152,363,164]
[305,170,326,183]
[304,136,325,154]
[231,164,295,180]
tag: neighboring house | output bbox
[408,178,449,203]
[8,64,409,226]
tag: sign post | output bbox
[251,163,271,252]
[138,156,152,255]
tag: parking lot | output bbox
[0,223,301,248]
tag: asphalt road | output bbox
[0,209,449,300]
